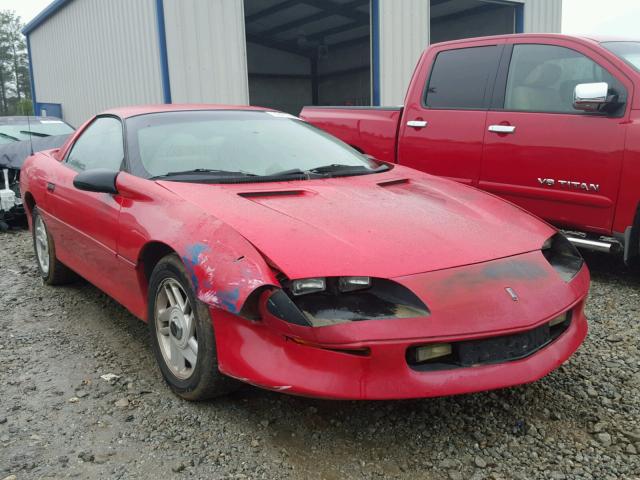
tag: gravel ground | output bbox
[1,229,639,480]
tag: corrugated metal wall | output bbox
[378,0,430,107]
[378,0,562,106]
[29,0,164,127]
[163,0,249,105]
[28,0,561,119]
[521,0,563,33]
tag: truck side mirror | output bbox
[573,82,611,112]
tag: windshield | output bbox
[0,118,74,144]
[126,110,384,182]
[602,41,640,72]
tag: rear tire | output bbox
[148,254,239,400]
[32,207,76,285]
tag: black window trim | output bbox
[421,44,505,112]
[63,114,128,173]
[490,42,628,118]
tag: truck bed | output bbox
[300,106,403,163]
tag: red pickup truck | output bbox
[301,34,640,268]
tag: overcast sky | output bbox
[4,0,640,38]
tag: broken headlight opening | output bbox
[542,233,584,282]
[267,277,430,327]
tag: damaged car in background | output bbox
[0,116,74,230]
[20,105,590,400]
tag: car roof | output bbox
[429,33,640,49]
[102,104,273,119]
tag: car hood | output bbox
[158,168,555,279]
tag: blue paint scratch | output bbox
[182,243,210,290]
[186,243,209,264]
[217,288,240,313]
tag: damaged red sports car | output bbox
[20,105,589,400]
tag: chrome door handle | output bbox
[407,120,428,128]
[488,125,516,134]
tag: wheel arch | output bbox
[137,241,178,305]
[136,237,279,319]
[23,191,36,217]
[624,201,640,266]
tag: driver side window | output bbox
[505,44,626,114]
[66,117,124,171]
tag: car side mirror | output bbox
[73,169,119,194]
[573,82,611,112]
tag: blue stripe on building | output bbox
[26,35,37,115]
[155,0,172,104]
[371,0,381,106]
[515,3,525,33]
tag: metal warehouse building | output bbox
[24,0,562,127]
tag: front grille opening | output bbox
[407,311,572,372]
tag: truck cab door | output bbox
[398,40,504,186]
[481,40,630,235]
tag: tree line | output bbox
[0,10,31,116]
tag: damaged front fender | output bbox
[178,235,279,315]
[115,172,280,319]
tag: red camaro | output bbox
[20,105,589,400]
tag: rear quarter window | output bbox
[425,45,501,110]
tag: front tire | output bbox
[32,207,76,285]
[148,254,239,400]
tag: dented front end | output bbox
[177,238,279,316]
[210,249,589,400]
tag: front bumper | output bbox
[213,251,590,400]
[213,300,586,399]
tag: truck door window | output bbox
[504,44,626,115]
[424,46,500,110]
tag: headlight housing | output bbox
[291,277,326,296]
[268,277,429,327]
[542,233,584,282]
[290,276,373,296]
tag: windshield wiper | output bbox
[20,130,51,138]
[0,132,20,142]
[306,164,391,177]
[267,168,310,177]
[151,168,257,180]
[308,164,387,174]
[269,164,389,178]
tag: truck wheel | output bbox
[32,207,76,285]
[148,254,240,400]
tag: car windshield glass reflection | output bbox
[126,111,386,182]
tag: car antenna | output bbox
[26,114,34,155]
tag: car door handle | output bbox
[407,120,428,128]
[46,182,56,192]
[488,125,516,134]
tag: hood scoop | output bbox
[377,178,410,188]
[238,189,312,199]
